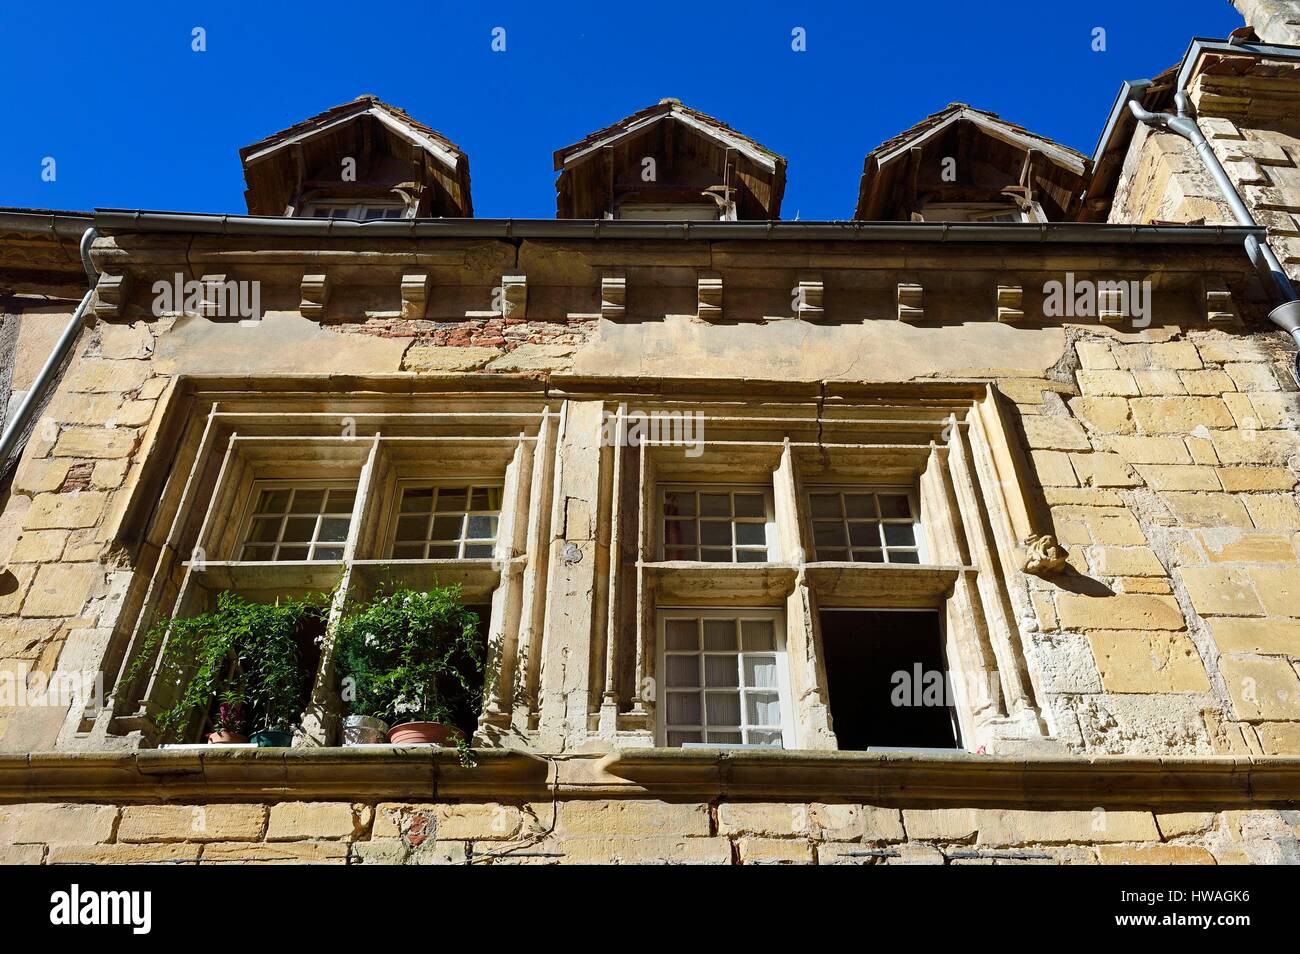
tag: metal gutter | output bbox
[91,209,1264,245]
[0,209,94,239]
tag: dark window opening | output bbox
[819,609,959,751]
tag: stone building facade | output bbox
[1,3,1299,864]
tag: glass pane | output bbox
[289,489,324,514]
[466,515,498,540]
[663,519,696,545]
[463,544,494,558]
[844,494,876,518]
[883,523,916,547]
[746,692,781,726]
[318,517,350,543]
[734,522,766,546]
[849,522,881,547]
[699,493,729,517]
[879,494,912,519]
[664,547,696,561]
[705,692,742,728]
[733,494,765,518]
[890,550,921,564]
[430,514,464,540]
[663,491,695,517]
[401,488,434,513]
[857,548,885,563]
[702,619,736,651]
[435,488,468,512]
[395,515,428,541]
[735,549,767,563]
[747,729,783,747]
[665,692,701,725]
[700,547,733,562]
[391,544,424,560]
[743,655,778,688]
[809,493,842,518]
[664,655,700,688]
[813,521,847,548]
[277,546,309,561]
[704,655,739,688]
[469,487,497,510]
[427,544,458,559]
[699,521,731,546]
[312,546,343,561]
[740,619,775,652]
[248,517,281,543]
[257,489,290,514]
[706,731,743,744]
[815,547,848,562]
[664,619,698,651]
[241,544,274,561]
[281,516,316,543]
[326,489,356,513]
[667,730,702,747]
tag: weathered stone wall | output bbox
[1,796,1294,865]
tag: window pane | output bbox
[704,655,739,688]
[466,515,497,540]
[664,547,696,561]
[816,547,848,562]
[814,522,847,548]
[734,522,766,546]
[248,517,281,543]
[313,546,343,561]
[435,489,468,512]
[257,489,290,514]
[883,523,916,547]
[849,522,881,547]
[810,494,842,518]
[743,655,778,688]
[746,692,781,726]
[664,519,696,545]
[278,546,309,561]
[391,544,424,560]
[699,521,730,546]
[395,515,428,541]
[733,494,765,518]
[665,619,698,651]
[740,619,775,651]
[702,619,736,651]
[326,489,356,513]
[705,693,741,727]
[665,692,701,725]
[664,655,700,688]
[281,517,316,543]
[289,489,324,514]
[857,548,885,563]
[668,730,702,746]
[747,729,783,746]
[735,549,767,563]
[401,488,434,513]
[317,517,349,543]
[890,550,921,564]
[427,544,458,559]
[706,731,743,744]
[698,493,730,517]
[429,514,463,540]
[463,544,494,558]
[241,545,274,561]
[878,494,912,519]
[663,491,695,517]
[844,494,876,518]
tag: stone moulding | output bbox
[0,750,1297,808]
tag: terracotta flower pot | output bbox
[207,730,249,744]
[387,721,465,746]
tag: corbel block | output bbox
[502,274,527,319]
[1203,278,1240,325]
[93,272,130,319]
[401,272,430,319]
[300,273,330,319]
[601,274,627,320]
[198,274,227,318]
[794,275,824,319]
[897,282,924,321]
[995,283,1024,323]
[698,272,723,320]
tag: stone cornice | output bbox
[2,749,1298,809]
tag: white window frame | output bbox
[916,202,1044,224]
[658,483,779,563]
[615,203,721,221]
[805,484,927,564]
[384,478,505,560]
[655,606,795,748]
[234,479,358,563]
[301,200,409,220]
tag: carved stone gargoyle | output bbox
[1021,533,1069,576]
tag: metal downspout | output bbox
[0,227,99,468]
[1128,92,1300,379]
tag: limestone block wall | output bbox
[0,796,1294,865]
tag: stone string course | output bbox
[1,799,1296,865]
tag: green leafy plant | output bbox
[334,585,494,737]
[124,591,324,743]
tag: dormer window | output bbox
[914,202,1044,224]
[615,202,722,221]
[302,200,408,220]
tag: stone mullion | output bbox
[517,404,561,733]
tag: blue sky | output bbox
[0,0,1246,219]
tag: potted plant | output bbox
[335,585,493,748]
[124,591,323,747]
